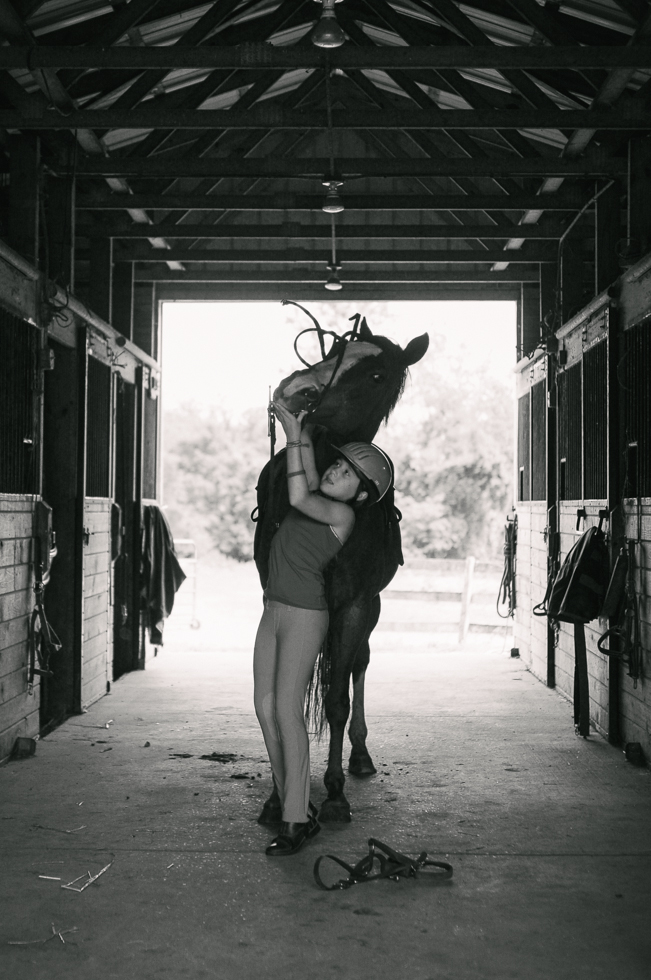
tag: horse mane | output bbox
[355,333,409,426]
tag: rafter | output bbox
[2,45,651,71]
[9,105,648,130]
[112,246,554,262]
[76,191,585,211]
[78,221,568,239]
[68,156,626,179]
[108,0,244,115]
[129,269,540,283]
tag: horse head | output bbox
[274,314,429,443]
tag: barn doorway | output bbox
[159,300,517,648]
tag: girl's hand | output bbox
[273,402,305,441]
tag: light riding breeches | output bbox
[253,599,329,823]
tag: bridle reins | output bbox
[282,300,365,413]
[264,303,365,530]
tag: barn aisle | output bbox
[1,558,650,980]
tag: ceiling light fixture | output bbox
[311,0,346,49]
[325,267,343,290]
[322,179,344,213]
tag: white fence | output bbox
[379,557,511,642]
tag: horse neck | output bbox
[313,421,381,457]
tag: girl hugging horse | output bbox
[253,402,393,856]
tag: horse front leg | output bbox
[348,668,377,776]
[319,602,370,824]
[348,595,380,777]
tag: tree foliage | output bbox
[380,337,513,560]
[163,309,514,562]
[164,406,269,562]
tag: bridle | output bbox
[282,300,366,411]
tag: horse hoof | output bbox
[257,802,282,826]
[348,754,377,777]
[319,799,352,824]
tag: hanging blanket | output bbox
[141,505,186,645]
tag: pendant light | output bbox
[322,179,344,213]
[311,0,346,50]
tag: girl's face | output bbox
[320,458,362,503]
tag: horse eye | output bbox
[371,373,385,383]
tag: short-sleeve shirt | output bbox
[265,507,343,610]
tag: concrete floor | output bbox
[2,558,651,980]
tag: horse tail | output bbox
[305,631,331,741]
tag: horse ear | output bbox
[402,333,429,365]
[359,317,373,342]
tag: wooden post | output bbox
[595,180,621,294]
[133,365,145,669]
[132,281,155,356]
[521,281,541,358]
[546,353,557,689]
[45,174,76,291]
[560,237,584,324]
[540,261,558,334]
[73,325,89,714]
[42,340,81,724]
[112,261,134,340]
[607,306,622,744]
[8,135,40,267]
[89,238,113,323]
[629,135,651,259]
[458,556,475,644]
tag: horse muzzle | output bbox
[274,379,323,414]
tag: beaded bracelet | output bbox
[285,440,303,449]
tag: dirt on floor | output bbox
[1,554,650,980]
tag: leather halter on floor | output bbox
[313,838,453,891]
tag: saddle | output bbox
[313,838,453,891]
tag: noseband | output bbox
[282,300,364,413]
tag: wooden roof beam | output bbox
[13,106,650,130]
[68,156,626,178]
[76,192,586,211]
[112,246,556,262]
[79,221,570,239]
[130,269,541,283]
[108,0,245,115]
[3,45,651,71]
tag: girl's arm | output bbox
[275,403,355,531]
[299,424,320,492]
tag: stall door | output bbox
[113,377,137,679]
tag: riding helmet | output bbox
[334,442,393,501]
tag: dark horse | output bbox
[254,309,428,822]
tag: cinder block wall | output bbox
[82,498,112,709]
[555,504,610,737]
[514,502,548,683]
[0,496,37,762]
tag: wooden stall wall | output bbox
[552,304,611,736]
[514,355,549,683]
[616,261,651,760]
[620,501,650,757]
[0,496,38,761]
[0,300,42,762]
[0,238,159,757]
[82,499,112,709]
[556,504,610,736]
